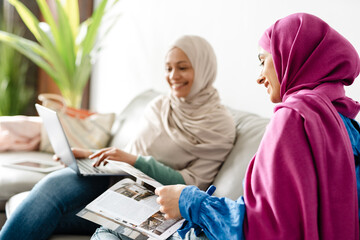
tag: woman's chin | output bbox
[171,91,188,98]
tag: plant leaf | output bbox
[54,0,76,81]
[0,30,64,87]
[73,52,92,92]
[4,0,120,108]
[62,0,79,38]
[9,0,69,81]
[81,0,108,55]
[36,0,61,52]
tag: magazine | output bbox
[77,160,185,240]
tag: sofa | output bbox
[0,89,269,239]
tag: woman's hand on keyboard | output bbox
[89,147,137,167]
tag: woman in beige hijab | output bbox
[89,35,236,190]
[0,35,235,240]
[89,34,236,240]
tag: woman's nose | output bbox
[170,69,180,80]
[257,75,265,84]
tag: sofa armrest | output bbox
[0,151,53,210]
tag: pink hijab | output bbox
[244,13,360,239]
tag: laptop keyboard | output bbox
[77,159,107,174]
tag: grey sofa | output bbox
[0,89,269,239]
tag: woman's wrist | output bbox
[123,152,137,166]
[179,186,207,223]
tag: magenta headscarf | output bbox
[244,13,360,239]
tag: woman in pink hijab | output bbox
[155,13,360,240]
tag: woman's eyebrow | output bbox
[176,60,188,64]
[258,54,264,61]
[165,60,188,65]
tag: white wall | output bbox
[91,0,360,119]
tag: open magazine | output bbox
[77,160,185,240]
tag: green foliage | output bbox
[0,5,34,116]
[0,0,119,108]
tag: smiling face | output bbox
[165,47,194,98]
[257,47,281,103]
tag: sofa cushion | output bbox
[213,108,269,200]
[0,116,42,152]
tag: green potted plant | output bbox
[0,0,118,108]
[0,1,34,116]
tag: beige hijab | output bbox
[128,35,235,164]
[161,35,235,161]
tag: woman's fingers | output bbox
[155,185,186,219]
[92,150,114,167]
[92,154,106,167]
[89,148,111,167]
[89,147,112,159]
[90,147,136,167]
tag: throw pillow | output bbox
[38,93,116,153]
[0,116,42,152]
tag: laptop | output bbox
[35,104,127,177]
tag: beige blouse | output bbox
[126,95,235,190]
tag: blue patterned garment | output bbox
[177,186,245,240]
[339,113,360,219]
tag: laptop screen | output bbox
[35,104,79,173]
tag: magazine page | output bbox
[77,208,148,240]
[106,160,163,188]
[78,178,184,240]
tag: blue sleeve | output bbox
[339,114,360,219]
[178,186,245,240]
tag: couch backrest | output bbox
[109,89,160,149]
[110,89,270,200]
[212,108,269,200]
